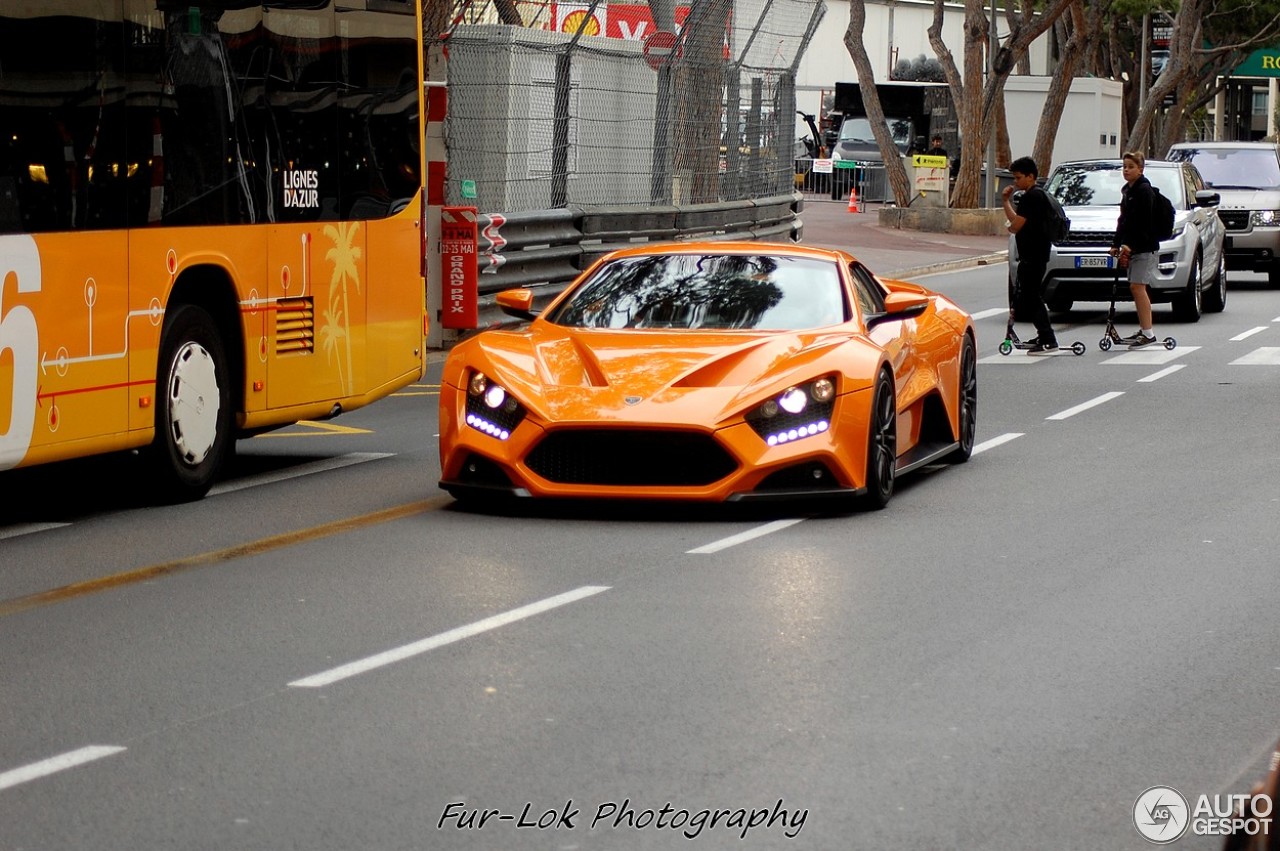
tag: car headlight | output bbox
[465,371,524,440]
[745,376,837,446]
[1250,210,1280,227]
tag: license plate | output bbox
[1075,255,1114,269]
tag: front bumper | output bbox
[438,383,873,503]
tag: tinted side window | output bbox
[0,7,127,233]
[849,263,886,316]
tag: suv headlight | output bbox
[1250,210,1280,227]
[745,376,837,446]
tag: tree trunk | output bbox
[1032,1,1089,174]
[674,0,732,203]
[844,0,911,206]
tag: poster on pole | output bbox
[440,207,478,329]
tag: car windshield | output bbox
[1167,147,1280,189]
[547,253,849,331]
[838,117,912,147]
[1046,165,1182,206]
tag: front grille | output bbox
[1218,209,1250,231]
[525,429,738,486]
[1057,229,1115,247]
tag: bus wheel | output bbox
[151,305,232,502]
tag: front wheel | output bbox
[858,370,897,510]
[1171,254,1202,322]
[149,305,233,502]
[1202,252,1227,314]
[948,336,977,463]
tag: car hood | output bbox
[452,324,876,425]
[1209,188,1280,210]
[1062,205,1120,229]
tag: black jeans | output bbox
[1013,259,1055,344]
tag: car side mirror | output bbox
[867,291,929,329]
[1195,190,1220,208]
[496,288,538,320]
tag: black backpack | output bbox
[1042,189,1071,244]
[1151,186,1175,241]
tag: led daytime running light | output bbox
[465,413,511,440]
[765,420,829,446]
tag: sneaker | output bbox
[1127,332,1157,348]
[1027,341,1059,355]
[1119,330,1144,344]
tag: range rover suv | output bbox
[1167,141,1280,285]
[1009,159,1226,321]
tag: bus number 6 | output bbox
[0,235,42,471]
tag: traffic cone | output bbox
[847,185,860,213]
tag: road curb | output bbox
[887,250,1009,279]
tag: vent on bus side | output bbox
[275,296,315,354]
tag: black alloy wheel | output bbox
[948,335,977,463]
[859,370,897,510]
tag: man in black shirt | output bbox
[1002,156,1058,354]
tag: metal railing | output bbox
[449,191,804,339]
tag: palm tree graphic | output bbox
[319,222,362,395]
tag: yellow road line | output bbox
[0,497,451,618]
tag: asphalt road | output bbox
[2,267,1279,850]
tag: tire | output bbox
[948,335,977,463]
[1269,262,1280,288]
[1202,251,1227,314]
[1171,253,1202,322]
[1047,296,1073,313]
[150,304,233,502]
[858,370,897,510]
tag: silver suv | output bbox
[1167,142,1280,285]
[1009,159,1226,321]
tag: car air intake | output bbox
[526,429,738,486]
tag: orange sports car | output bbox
[438,242,976,508]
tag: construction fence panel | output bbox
[442,0,823,214]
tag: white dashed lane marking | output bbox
[1230,347,1280,365]
[0,746,126,792]
[1230,326,1269,342]
[289,586,610,688]
[1046,391,1125,421]
[1137,365,1186,383]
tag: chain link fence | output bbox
[437,0,824,214]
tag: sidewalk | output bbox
[798,197,1010,278]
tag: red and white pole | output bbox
[424,79,447,349]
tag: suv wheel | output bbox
[1172,254,1202,322]
[1270,262,1280,288]
[1202,252,1227,313]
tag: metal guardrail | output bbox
[456,192,804,337]
[794,160,890,204]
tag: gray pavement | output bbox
[797,196,1010,278]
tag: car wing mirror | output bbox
[866,291,929,329]
[1195,190,1220,208]
[496,288,538,320]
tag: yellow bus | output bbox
[0,0,427,500]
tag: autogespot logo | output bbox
[1134,786,1191,843]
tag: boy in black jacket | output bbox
[1110,151,1160,347]
[1002,156,1059,354]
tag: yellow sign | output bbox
[912,155,948,169]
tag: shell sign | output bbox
[550,3,690,41]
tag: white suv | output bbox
[1009,159,1226,321]
[1167,142,1280,285]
